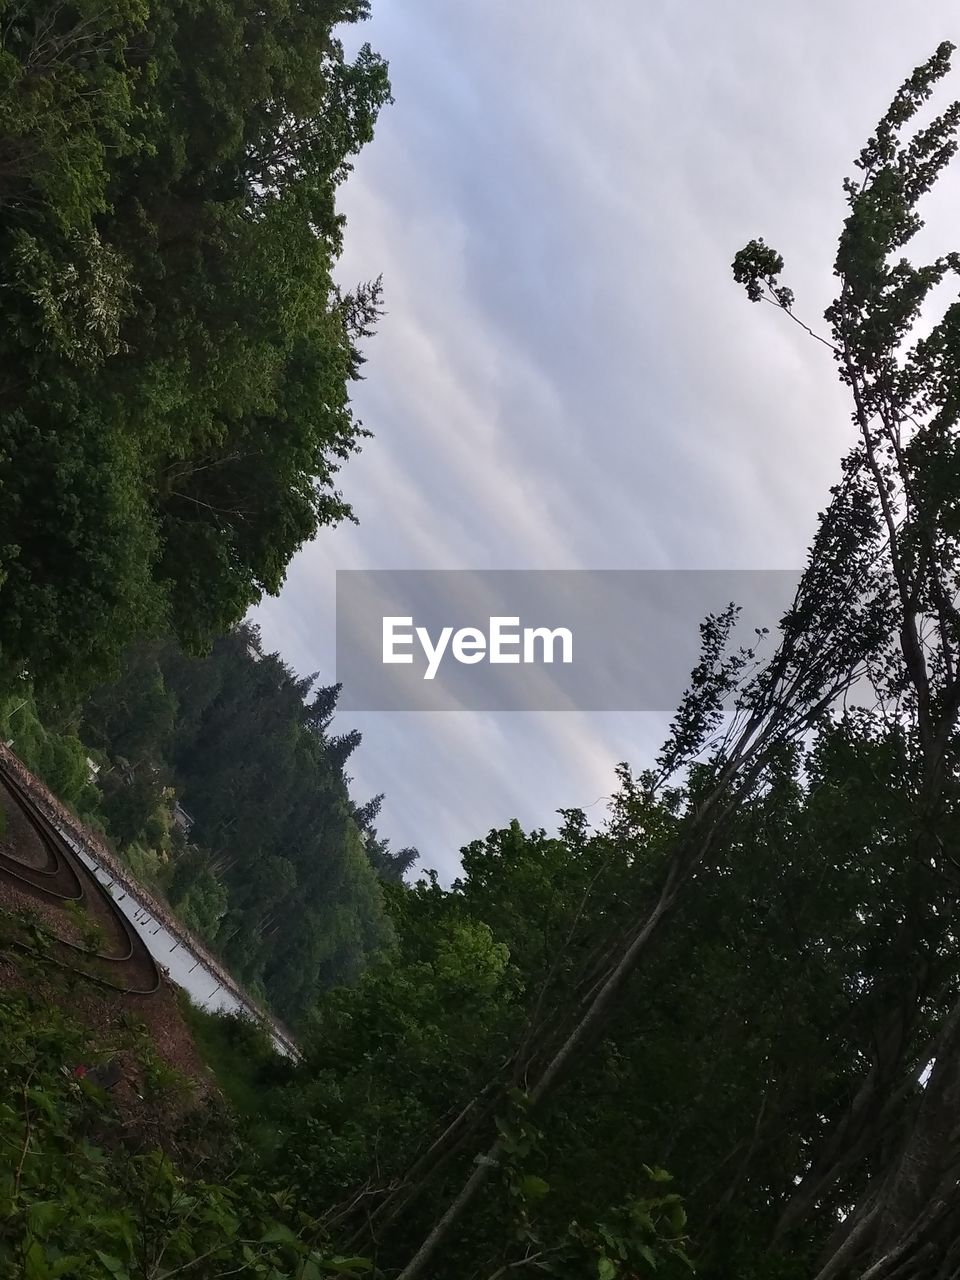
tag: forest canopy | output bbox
[0,0,390,690]
[81,624,417,1018]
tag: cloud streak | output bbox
[254,0,960,879]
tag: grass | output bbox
[177,990,292,1123]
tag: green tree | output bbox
[79,624,395,1022]
[346,43,960,1280]
[0,0,391,687]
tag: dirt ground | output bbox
[0,785,47,869]
[0,780,218,1117]
[0,745,298,1057]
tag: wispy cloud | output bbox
[254,0,960,878]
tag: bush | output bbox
[0,989,360,1278]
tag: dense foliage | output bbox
[0,986,378,1280]
[260,732,954,1279]
[5,712,947,1279]
[0,0,389,691]
[1,622,416,1023]
[88,625,416,1018]
[5,17,960,1280]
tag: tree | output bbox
[278,729,960,1280]
[335,43,960,1280]
[0,0,391,688]
[79,623,396,1022]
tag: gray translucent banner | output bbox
[335,570,801,712]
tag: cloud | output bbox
[254,0,960,878]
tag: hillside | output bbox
[2,624,416,1025]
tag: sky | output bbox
[253,1,960,882]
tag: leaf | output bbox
[78,1078,109,1105]
[494,1117,521,1148]
[321,1258,374,1274]
[597,1258,618,1280]
[170,1193,199,1217]
[26,1200,63,1233]
[48,1259,85,1279]
[25,1087,56,1120]
[519,1174,550,1201]
[641,1164,673,1183]
[260,1223,299,1245]
[94,1252,129,1277]
[24,1241,50,1280]
[629,1207,655,1233]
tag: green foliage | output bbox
[7,29,960,1280]
[0,688,99,815]
[179,996,292,1122]
[264,701,960,1278]
[0,0,391,688]
[0,990,370,1280]
[79,624,400,1019]
[99,772,166,850]
[495,1095,694,1278]
[120,842,168,893]
[0,0,147,248]
[731,239,794,308]
[2,624,404,1024]
[171,861,229,943]
[284,875,517,1201]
